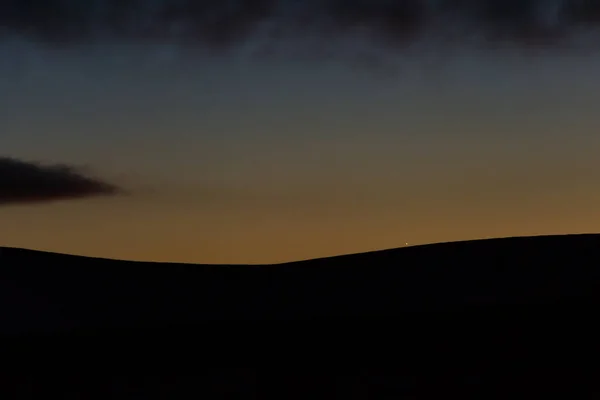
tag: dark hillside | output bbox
[1,234,600,398]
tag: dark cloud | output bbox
[0,157,121,206]
[1,0,600,53]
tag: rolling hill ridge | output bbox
[1,233,600,333]
[3,234,600,398]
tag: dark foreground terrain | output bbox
[2,234,600,398]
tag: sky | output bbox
[2,0,600,264]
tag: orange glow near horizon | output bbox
[3,48,600,264]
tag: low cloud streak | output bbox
[0,157,121,206]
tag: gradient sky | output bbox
[2,0,600,264]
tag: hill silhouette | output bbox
[2,233,600,398]
[2,233,600,331]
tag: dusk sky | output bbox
[2,0,600,264]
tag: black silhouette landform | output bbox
[2,233,600,398]
[2,233,600,331]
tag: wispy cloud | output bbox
[0,1,599,53]
[0,157,121,206]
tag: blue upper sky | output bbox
[2,0,600,263]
